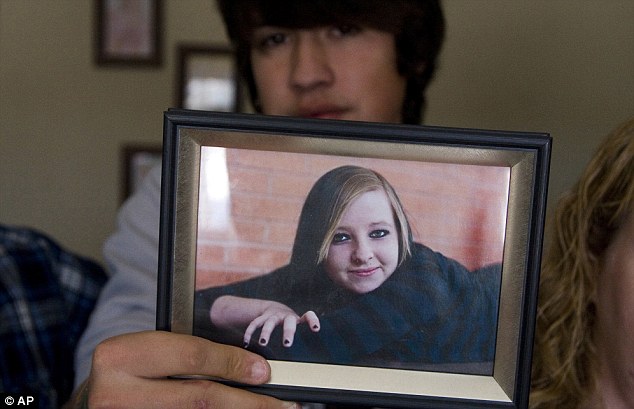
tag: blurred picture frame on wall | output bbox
[94,0,162,66]
[176,44,241,112]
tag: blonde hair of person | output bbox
[530,118,634,409]
[316,166,413,266]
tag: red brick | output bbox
[231,194,302,222]
[228,167,270,194]
[232,219,268,243]
[228,149,309,174]
[225,246,291,271]
[196,269,268,289]
[267,221,298,248]
[270,173,315,199]
[196,245,226,266]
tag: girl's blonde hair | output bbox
[530,118,634,409]
[316,167,412,266]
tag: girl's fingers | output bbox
[258,317,281,346]
[301,310,321,332]
[282,315,299,347]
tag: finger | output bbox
[301,311,321,332]
[244,316,267,347]
[282,315,298,347]
[258,317,282,346]
[92,331,271,385]
[89,372,298,409]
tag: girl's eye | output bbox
[330,24,361,38]
[332,233,351,244]
[369,229,389,239]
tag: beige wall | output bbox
[0,0,227,261]
[1,0,633,263]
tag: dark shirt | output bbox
[0,225,107,408]
[195,243,500,375]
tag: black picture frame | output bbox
[175,44,240,112]
[157,110,551,409]
[94,0,162,66]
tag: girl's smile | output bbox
[348,267,380,277]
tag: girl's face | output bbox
[324,189,399,294]
[250,25,406,123]
[594,209,634,407]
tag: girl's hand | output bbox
[244,303,320,348]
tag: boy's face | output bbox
[250,25,407,123]
[324,189,399,294]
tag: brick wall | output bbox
[195,147,509,290]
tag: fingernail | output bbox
[244,342,249,348]
[259,338,267,345]
[313,325,319,330]
[250,359,268,381]
[283,339,290,346]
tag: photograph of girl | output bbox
[194,163,503,375]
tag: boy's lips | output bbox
[298,104,350,119]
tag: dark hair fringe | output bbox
[216,0,445,124]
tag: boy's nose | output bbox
[289,32,334,91]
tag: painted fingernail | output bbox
[284,339,290,346]
[313,325,320,330]
[244,342,249,348]
[259,338,267,345]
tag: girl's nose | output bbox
[352,240,373,264]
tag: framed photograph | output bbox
[121,144,162,201]
[157,110,551,409]
[176,44,240,112]
[94,0,162,66]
